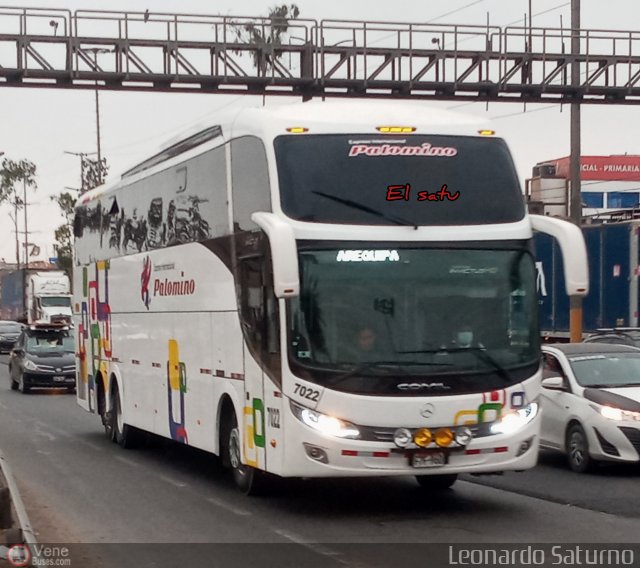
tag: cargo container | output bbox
[536,220,639,339]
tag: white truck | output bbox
[0,269,72,325]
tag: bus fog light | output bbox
[435,427,454,447]
[516,437,534,457]
[414,428,432,448]
[393,428,413,448]
[455,426,473,446]
[303,443,329,464]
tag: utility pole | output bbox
[22,178,28,268]
[13,194,20,271]
[569,0,583,342]
[64,150,93,193]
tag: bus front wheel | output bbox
[224,413,270,496]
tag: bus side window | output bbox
[265,256,280,355]
[231,136,271,231]
[239,256,265,354]
[239,252,280,358]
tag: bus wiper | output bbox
[437,346,512,383]
[311,190,418,229]
[324,362,400,385]
[329,360,449,385]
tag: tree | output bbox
[0,158,37,205]
[0,158,38,267]
[233,4,301,75]
[51,191,77,277]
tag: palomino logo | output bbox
[348,143,458,157]
[141,256,152,310]
[141,257,197,309]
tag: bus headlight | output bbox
[290,401,360,439]
[490,402,539,435]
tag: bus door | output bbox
[237,243,282,474]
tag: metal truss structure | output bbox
[2,7,640,103]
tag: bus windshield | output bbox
[40,296,71,308]
[287,244,539,395]
[275,134,524,226]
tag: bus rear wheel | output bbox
[110,387,141,449]
[224,413,270,496]
[415,474,458,490]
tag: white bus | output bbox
[73,101,588,494]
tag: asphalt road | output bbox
[1,355,639,568]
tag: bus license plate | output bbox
[53,376,65,382]
[412,452,446,468]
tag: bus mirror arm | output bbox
[251,212,300,298]
[530,214,589,297]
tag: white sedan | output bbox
[540,343,640,473]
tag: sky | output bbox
[2,0,640,264]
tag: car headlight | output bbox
[597,405,640,422]
[0,335,5,340]
[490,402,539,435]
[290,401,360,439]
[23,359,39,371]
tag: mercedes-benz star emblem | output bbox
[420,403,435,418]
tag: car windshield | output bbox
[0,323,21,333]
[568,352,640,387]
[26,332,74,354]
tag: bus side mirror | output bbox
[530,214,589,297]
[251,212,300,298]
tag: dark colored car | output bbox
[583,328,640,348]
[9,327,76,394]
[0,321,23,353]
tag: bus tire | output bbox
[111,386,140,449]
[224,412,270,496]
[415,474,458,490]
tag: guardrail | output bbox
[0,448,36,563]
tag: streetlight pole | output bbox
[95,78,102,183]
[82,47,111,186]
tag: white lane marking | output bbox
[34,430,56,441]
[75,439,105,452]
[115,455,140,468]
[34,421,72,438]
[205,496,252,517]
[157,474,188,489]
[273,529,356,567]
